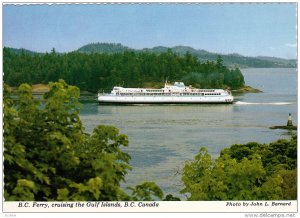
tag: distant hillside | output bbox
[76,43,296,68]
[6,47,42,55]
[7,43,297,68]
[256,56,297,67]
[143,45,296,68]
[77,43,133,54]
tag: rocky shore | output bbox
[232,85,262,94]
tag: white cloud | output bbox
[285,43,297,47]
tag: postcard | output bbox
[2,1,298,217]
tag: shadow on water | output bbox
[79,94,98,103]
[128,146,179,168]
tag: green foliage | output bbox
[163,194,181,201]
[181,137,297,200]
[221,137,297,173]
[278,169,297,200]
[128,182,164,201]
[4,80,165,201]
[3,47,245,92]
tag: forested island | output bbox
[6,43,294,93]
[6,42,297,68]
[4,46,245,93]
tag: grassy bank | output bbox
[7,83,50,93]
[232,85,262,94]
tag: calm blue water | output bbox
[79,68,297,197]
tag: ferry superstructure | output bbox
[98,82,234,104]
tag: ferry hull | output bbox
[98,95,234,104]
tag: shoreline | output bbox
[9,83,262,95]
[8,84,96,95]
[231,85,262,94]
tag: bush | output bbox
[181,137,297,200]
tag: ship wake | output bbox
[235,101,293,105]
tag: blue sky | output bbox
[3,3,297,59]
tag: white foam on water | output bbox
[235,101,293,105]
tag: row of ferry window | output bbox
[116,93,222,96]
[142,89,216,93]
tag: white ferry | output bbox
[98,82,234,104]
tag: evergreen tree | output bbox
[3,47,245,92]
